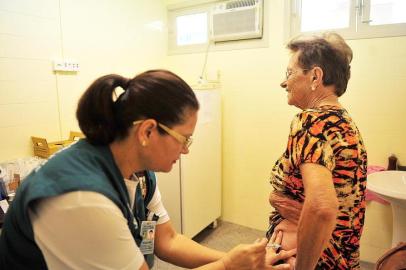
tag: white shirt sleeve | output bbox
[29,191,145,270]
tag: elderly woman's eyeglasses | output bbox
[285,69,309,80]
[133,120,193,149]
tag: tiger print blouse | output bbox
[269,106,367,269]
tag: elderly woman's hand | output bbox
[269,192,302,224]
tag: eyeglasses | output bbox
[285,69,309,80]
[133,120,193,149]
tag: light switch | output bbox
[53,60,80,72]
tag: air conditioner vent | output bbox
[211,0,263,42]
[213,9,256,36]
[226,0,257,9]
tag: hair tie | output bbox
[123,78,131,91]
[113,78,131,102]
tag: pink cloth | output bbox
[366,166,390,205]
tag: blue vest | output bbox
[0,139,156,269]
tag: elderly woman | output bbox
[267,33,368,269]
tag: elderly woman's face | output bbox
[280,51,313,109]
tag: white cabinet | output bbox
[157,88,222,238]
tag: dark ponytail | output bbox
[76,70,199,145]
[76,74,130,145]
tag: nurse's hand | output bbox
[220,236,295,270]
[265,231,297,269]
[220,238,268,270]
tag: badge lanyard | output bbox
[134,175,156,255]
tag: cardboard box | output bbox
[31,131,84,158]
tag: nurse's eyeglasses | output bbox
[133,120,193,149]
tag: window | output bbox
[176,12,208,46]
[369,0,406,25]
[287,0,406,39]
[167,0,268,55]
[168,3,212,54]
[300,0,351,32]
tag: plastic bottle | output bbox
[387,154,398,170]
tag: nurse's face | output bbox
[145,109,198,173]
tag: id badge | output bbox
[139,221,156,255]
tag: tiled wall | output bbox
[0,0,168,161]
[0,0,62,161]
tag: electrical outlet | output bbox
[53,60,80,72]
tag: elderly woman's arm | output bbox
[295,163,338,270]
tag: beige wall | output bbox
[0,0,167,161]
[164,0,406,263]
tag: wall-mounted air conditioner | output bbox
[211,0,263,42]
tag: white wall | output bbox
[0,0,168,161]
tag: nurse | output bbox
[0,70,294,270]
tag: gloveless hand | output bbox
[221,238,269,270]
[265,231,297,270]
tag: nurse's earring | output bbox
[141,127,153,147]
